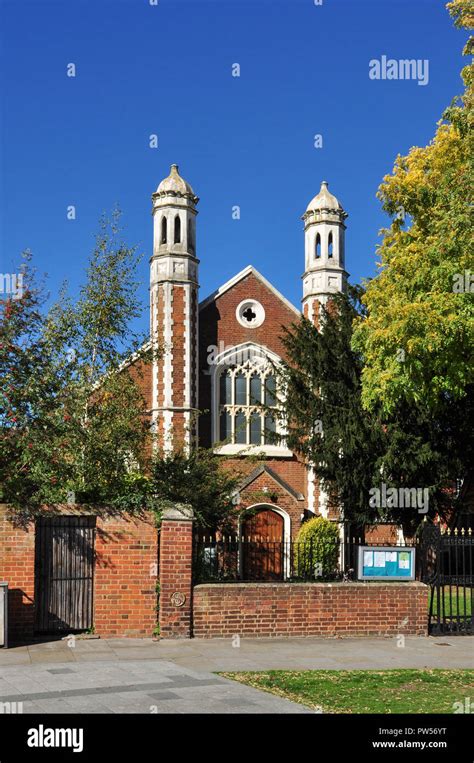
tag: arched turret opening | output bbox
[328,231,333,258]
[315,233,321,259]
[174,215,181,244]
[160,216,167,244]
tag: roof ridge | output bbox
[199,265,300,316]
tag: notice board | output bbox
[357,546,415,581]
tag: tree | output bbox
[149,447,247,531]
[275,288,471,532]
[276,288,387,526]
[352,2,473,414]
[0,212,153,517]
[0,253,74,511]
[61,210,153,504]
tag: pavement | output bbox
[0,635,472,714]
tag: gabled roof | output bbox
[236,464,304,502]
[199,265,300,316]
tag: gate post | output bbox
[159,503,194,639]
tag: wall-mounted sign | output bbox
[357,546,415,581]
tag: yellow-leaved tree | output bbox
[352,0,473,415]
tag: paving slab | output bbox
[0,658,310,714]
[0,634,472,716]
[0,650,30,666]
[29,650,75,665]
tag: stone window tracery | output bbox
[217,358,278,446]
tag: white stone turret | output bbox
[301,181,349,323]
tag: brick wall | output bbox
[0,506,36,640]
[193,582,428,638]
[0,505,158,642]
[94,512,158,637]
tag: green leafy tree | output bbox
[352,2,473,414]
[0,253,74,510]
[276,288,387,526]
[149,447,247,531]
[0,212,153,517]
[275,288,471,533]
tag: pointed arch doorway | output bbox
[241,505,288,581]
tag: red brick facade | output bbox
[198,270,300,449]
[153,285,166,444]
[0,504,158,642]
[197,269,313,538]
[169,284,186,445]
[193,582,428,638]
[133,265,399,540]
[236,466,305,539]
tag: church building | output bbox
[145,164,357,546]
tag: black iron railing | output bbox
[420,526,474,635]
[193,535,416,584]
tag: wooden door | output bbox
[35,517,96,633]
[242,508,284,580]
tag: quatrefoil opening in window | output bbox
[236,299,265,328]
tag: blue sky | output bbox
[0,0,467,328]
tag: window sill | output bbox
[213,444,294,458]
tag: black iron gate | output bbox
[35,516,96,633]
[420,524,473,635]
